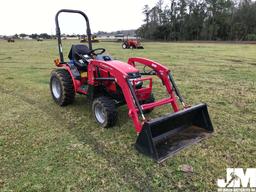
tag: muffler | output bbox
[135,103,213,163]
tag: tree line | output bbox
[20,33,52,39]
[137,0,256,41]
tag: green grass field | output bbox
[0,40,255,191]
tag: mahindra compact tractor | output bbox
[50,9,214,163]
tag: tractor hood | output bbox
[107,60,139,75]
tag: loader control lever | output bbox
[142,65,156,75]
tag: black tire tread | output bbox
[93,96,117,128]
[142,93,155,114]
[50,69,75,106]
[122,43,127,49]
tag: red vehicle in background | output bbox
[122,36,144,49]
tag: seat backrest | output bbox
[68,44,90,60]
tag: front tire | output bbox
[92,96,117,128]
[50,69,75,106]
[142,93,155,114]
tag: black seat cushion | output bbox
[68,44,90,71]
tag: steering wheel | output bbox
[89,48,105,56]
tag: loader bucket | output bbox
[135,103,213,163]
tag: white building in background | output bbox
[60,36,79,40]
[21,36,32,40]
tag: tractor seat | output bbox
[68,44,91,71]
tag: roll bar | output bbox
[55,9,93,63]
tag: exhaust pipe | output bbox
[135,103,213,163]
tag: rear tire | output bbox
[92,96,117,128]
[50,69,75,106]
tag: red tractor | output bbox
[122,36,144,49]
[50,9,214,163]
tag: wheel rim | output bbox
[52,78,61,99]
[122,44,126,48]
[94,103,106,124]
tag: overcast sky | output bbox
[0,0,158,35]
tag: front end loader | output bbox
[50,9,214,163]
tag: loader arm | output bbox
[128,57,179,112]
[128,58,213,162]
[87,59,213,163]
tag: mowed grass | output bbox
[0,40,255,191]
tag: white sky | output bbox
[0,0,157,35]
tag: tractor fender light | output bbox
[54,58,60,66]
